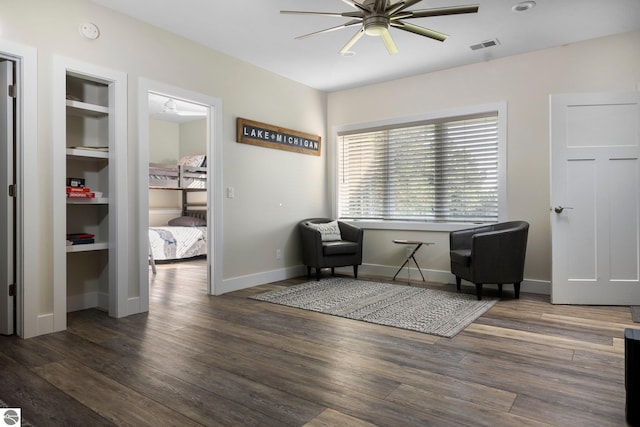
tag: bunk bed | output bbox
[148,154,207,267]
[148,161,206,190]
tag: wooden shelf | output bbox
[67,197,108,205]
[66,241,108,253]
[66,99,108,117]
[66,147,109,160]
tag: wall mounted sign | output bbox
[236,117,321,156]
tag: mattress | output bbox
[149,226,207,260]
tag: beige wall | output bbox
[179,119,206,159]
[0,0,327,319]
[149,119,178,163]
[328,30,640,284]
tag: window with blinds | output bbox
[337,112,500,223]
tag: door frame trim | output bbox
[137,79,223,312]
[0,40,38,338]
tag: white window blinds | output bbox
[338,113,500,223]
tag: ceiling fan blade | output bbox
[341,0,370,13]
[340,28,365,54]
[374,0,387,13]
[295,19,362,40]
[390,20,448,41]
[386,0,424,16]
[380,28,398,55]
[392,5,479,20]
[281,10,363,18]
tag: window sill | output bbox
[339,219,492,233]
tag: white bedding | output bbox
[149,226,207,260]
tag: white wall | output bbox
[328,30,640,289]
[0,0,327,333]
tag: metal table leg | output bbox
[393,242,425,282]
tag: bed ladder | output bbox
[149,237,157,275]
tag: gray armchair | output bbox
[450,221,529,300]
[299,218,363,281]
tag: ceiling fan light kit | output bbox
[282,0,479,55]
[161,98,206,117]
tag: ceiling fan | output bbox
[281,0,479,55]
[161,98,206,117]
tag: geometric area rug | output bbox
[251,277,498,338]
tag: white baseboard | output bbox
[127,296,143,315]
[97,292,109,311]
[331,263,550,295]
[217,263,550,296]
[37,313,54,336]
[67,292,97,312]
[218,265,306,295]
[66,291,109,313]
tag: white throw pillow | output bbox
[178,154,206,167]
[308,220,342,241]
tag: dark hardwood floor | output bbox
[0,259,635,426]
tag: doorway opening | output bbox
[137,79,223,314]
[147,93,208,284]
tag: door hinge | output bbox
[8,84,16,98]
[8,184,16,198]
[9,284,16,297]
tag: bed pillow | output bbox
[307,220,342,241]
[178,154,206,167]
[168,216,206,227]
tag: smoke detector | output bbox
[512,1,536,12]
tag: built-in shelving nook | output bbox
[52,57,128,333]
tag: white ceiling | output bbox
[92,0,640,92]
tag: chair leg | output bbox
[331,267,335,276]
[307,266,311,279]
[316,268,321,281]
[514,282,521,299]
[498,284,503,297]
[455,277,461,292]
[475,283,483,300]
[353,265,358,279]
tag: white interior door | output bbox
[0,60,14,334]
[550,91,640,304]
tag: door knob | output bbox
[554,206,574,214]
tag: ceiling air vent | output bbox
[470,38,500,51]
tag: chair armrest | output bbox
[338,221,363,244]
[299,223,324,262]
[450,225,492,250]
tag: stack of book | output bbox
[66,233,95,246]
[66,186,95,199]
